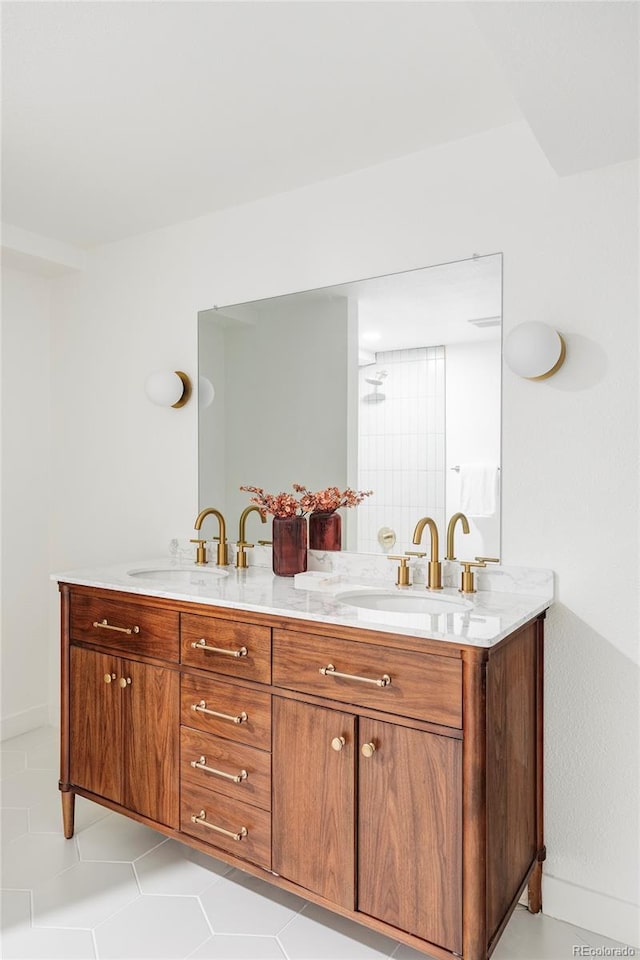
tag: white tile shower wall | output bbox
[357,347,445,554]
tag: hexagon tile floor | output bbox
[1,727,635,960]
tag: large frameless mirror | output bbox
[198,252,502,559]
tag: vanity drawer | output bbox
[181,779,271,869]
[181,673,272,751]
[70,593,179,661]
[272,630,462,728]
[181,613,271,683]
[181,727,271,810]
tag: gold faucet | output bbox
[236,506,266,569]
[445,512,470,561]
[412,517,442,590]
[193,507,228,566]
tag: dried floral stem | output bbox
[239,485,304,518]
[292,484,373,514]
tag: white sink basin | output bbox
[127,566,228,584]
[336,589,472,615]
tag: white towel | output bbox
[459,463,499,518]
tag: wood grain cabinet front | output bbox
[272,698,462,954]
[357,717,462,952]
[70,591,179,661]
[69,645,179,828]
[179,671,273,870]
[180,673,271,751]
[181,613,271,683]
[180,726,271,811]
[272,629,462,728]
[180,779,271,869]
[272,698,356,908]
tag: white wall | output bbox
[1,266,52,738]
[47,122,638,944]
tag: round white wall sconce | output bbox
[504,322,566,380]
[198,376,215,409]
[144,370,192,407]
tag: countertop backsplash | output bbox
[169,538,554,601]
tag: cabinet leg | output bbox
[527,861,542,914]
[61,790,75,839]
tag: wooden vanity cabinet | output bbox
[59,582,545,960]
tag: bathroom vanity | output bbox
[57,562,548,960]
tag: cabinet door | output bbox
[272,698,356,908]
[358,719,462,954]
[122,658,179,828]
[69,646,122,803]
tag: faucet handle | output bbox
[404,550,426,558]
[190,538,208,566]
[458,559,487,594]
[235,540,255,569]
[387,555,411,588]
[457,556,498,592]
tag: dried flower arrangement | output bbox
[240,484,373,517]
[293,484,373,514]
[239,486,304,518]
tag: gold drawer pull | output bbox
[191,756,248,784]
[93,618,140,635]
[103,673,116,684]
[319,663,391,688]
[191,700,248,725]
[191,638,248,658]
[191,810,247,841]
[361,741,377,758]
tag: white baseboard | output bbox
[543,873,640,948]
[0,704,50,741]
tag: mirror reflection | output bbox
[198,253,502,560]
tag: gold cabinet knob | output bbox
[331,736,346,752]
[361,742,376,758]
[103,673,116,684]
[118,677,132,688]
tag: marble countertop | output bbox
[53,558,552,648]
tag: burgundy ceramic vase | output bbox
[308,511,342,552]
[272,516,307,577]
